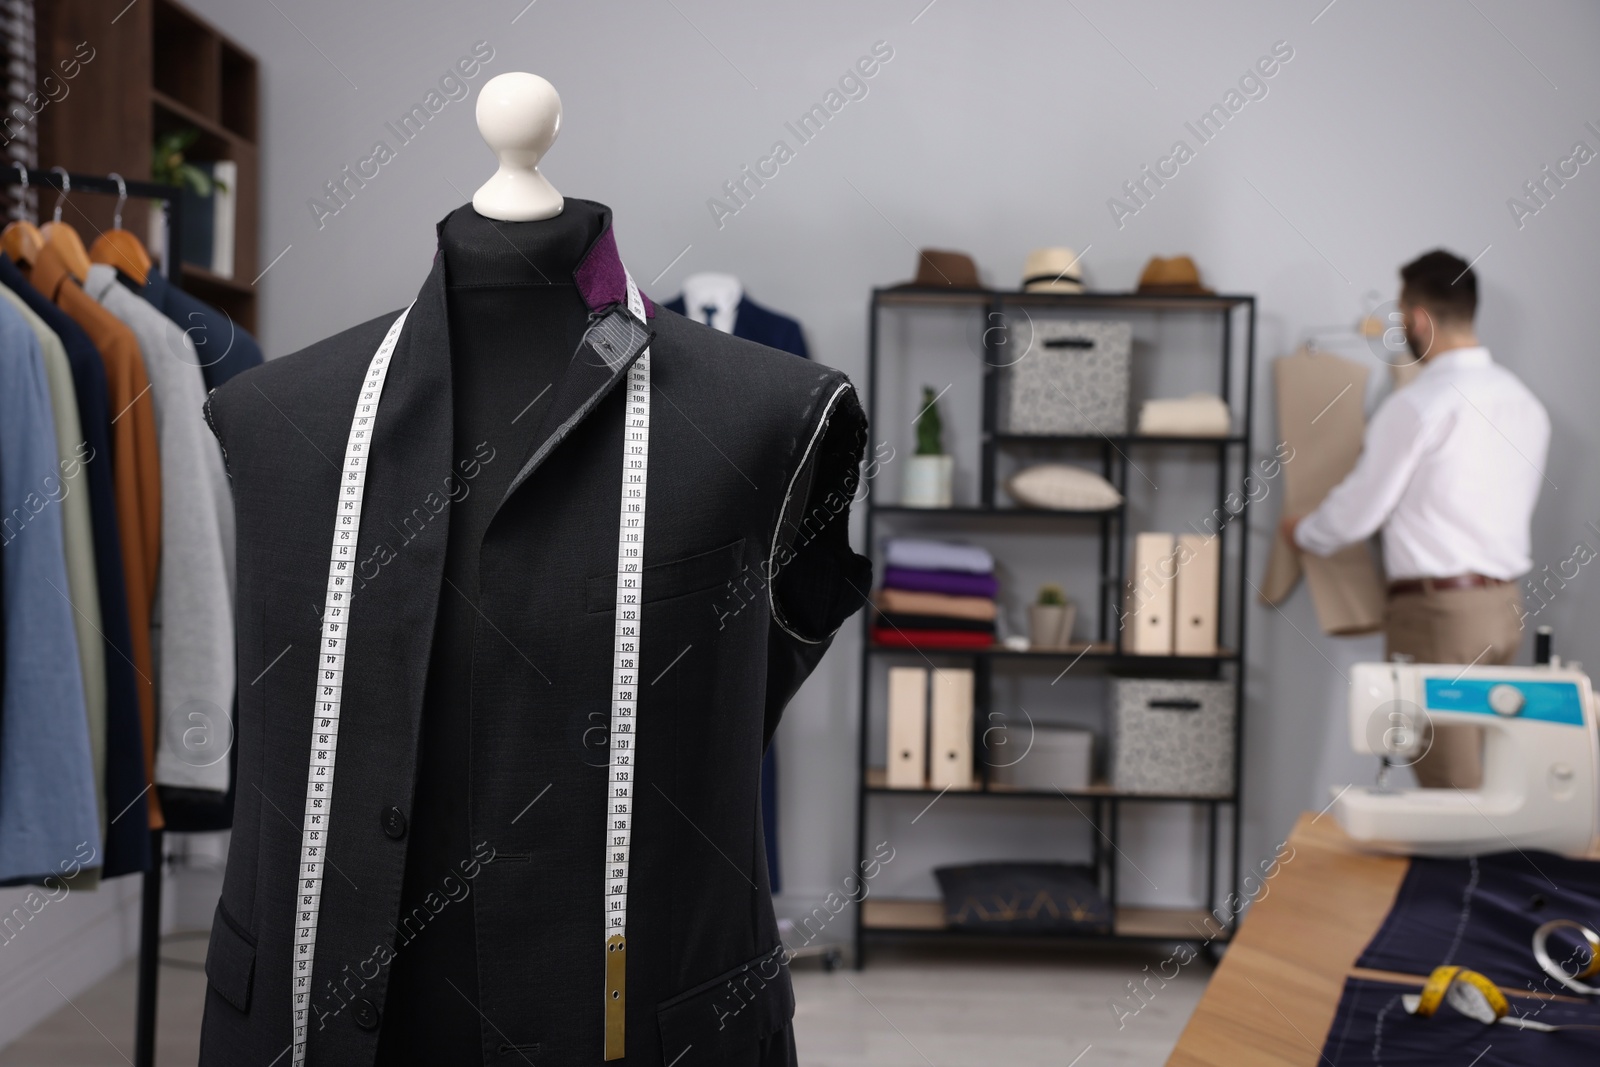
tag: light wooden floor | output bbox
[0,940,1208,1066]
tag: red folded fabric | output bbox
[871,627,995,650]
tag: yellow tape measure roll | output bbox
[1403,966,1510,1024]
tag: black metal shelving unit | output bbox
[852,285,1256,965]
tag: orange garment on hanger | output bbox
[29,243,165,829]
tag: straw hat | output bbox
[1021,247,1085,293]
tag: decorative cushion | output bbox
[934,863,1112,934]
[1137,393,1231,436]
[1005,464,1122,511]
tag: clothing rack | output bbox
[8,166,186,1067]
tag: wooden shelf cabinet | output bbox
[38,0,260,331]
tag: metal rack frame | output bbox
[852,286,1256,965]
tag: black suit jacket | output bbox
[198,229,869,1066]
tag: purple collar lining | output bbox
[574,225,656,318]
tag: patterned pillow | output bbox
[1005,464,1123,511]
[934,863,1112,934]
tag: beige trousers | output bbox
[1383,582,1525,788]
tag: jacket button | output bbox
[352,998,380,1030]
[381,807,407,840]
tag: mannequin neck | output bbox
[436,200,611,497]
[439,200,607,288]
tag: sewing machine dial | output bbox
[1487,683,1526,716]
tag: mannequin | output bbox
[472,72,564,221]
[375,81,604,1062]
[199,69,868,1067]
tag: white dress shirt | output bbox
[681,271,742,333]
[1295,346,1549,581]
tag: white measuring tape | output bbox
[604,271,650,1060]
[291,304,413,1065]
[289,272,652,1065]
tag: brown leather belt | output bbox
[1387,573,1511,598]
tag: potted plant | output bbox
[1029,584,1076,651]
[148,128,226,268]
[902,385,954,507]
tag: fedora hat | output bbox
[897,248,982,289]
[1021,247,1085,293]
[1137,255,1212,295]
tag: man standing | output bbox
[1282,249,1550,788]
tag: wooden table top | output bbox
[1166,811,1415,1067]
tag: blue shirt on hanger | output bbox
[0,296,102,882]
[141,268,264,389]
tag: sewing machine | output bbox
[1334,661,1600,857]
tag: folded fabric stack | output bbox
[872,539,998,649]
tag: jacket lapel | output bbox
[348,254,455,738]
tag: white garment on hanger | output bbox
[681,271,742,334]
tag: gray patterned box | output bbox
[1110,678,1235,796]
[1003,319,1132,434]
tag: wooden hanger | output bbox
[39,166,91,283]
[89,173,151,286]
[1,163,43,266]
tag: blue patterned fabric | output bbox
[1357,851,1600,990]
[1322,977,1600,1064]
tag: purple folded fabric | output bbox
[882,566,999,599]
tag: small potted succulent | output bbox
[1029,584,1076,651]
[902,385,954,507]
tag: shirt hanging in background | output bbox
[30,243,165,830]
[86,264,236,798]
[0,296,101,883]
[140,268,264,389]
[0,285,107,887]
[1296,346,1550,581]
[664,275,810,360]
[0,254,150,877]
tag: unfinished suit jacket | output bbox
[1258,347,1386,635]
[197,224,870,1067]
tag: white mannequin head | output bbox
[472,72,565,221]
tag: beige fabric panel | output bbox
[1259,347,1386,635]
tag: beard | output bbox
[1404,326,1427,361]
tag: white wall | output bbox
[175,0,1600,923]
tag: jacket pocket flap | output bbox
[205,900,257,1013]
[657,945,793,1056]
[586,538,745,612]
